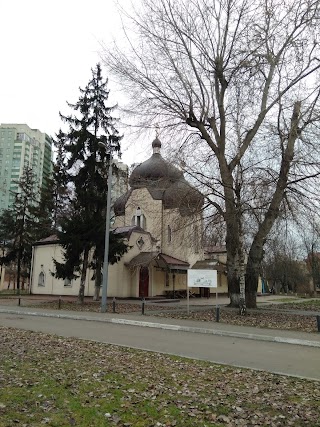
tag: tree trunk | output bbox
[228,273,240,306]
[238,231,246,314]
[93,258,102,301]
[226,226,242,307]
[16,257,21,294]
[78,247,90,304]
[310,250,319,297]
[245,256,260,308]
[93,284,101,301]
[16,241,22,295]
[245,101,301,307]
[218,156,242,307]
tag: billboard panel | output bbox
[187,269,217,288]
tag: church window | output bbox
[136,208,142,227]
[136,236,145,250]
[167,225,172,243]
[194,225,199,253]
[38,266,45,287]
[64,278,72,287]
[132,207,146,229]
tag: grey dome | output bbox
[129,141,183,189]
[163,177,204,216]
[114,137,204,216]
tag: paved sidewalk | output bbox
[1,303,320,348]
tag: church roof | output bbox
[159,253,190,267]
[115,137,204,216]
[129,139,183,190]
[125,252,190,270]
[33,235,59,246]
[114,190,132,216]
[125,251,159,267]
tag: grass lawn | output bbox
[272,299,320,310]
[0,290,29,298]
[0,327,319,427]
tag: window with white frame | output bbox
[132,207,146,229]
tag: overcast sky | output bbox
[0,0,149,165]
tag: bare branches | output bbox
[102,0,320,306]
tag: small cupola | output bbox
[152,137,161,154]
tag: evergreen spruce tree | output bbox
[0,167,39,293]
[0,209,16,289]
[54,63,128,303]
[29,179,55,242]
[51,130,71,231]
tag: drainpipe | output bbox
[29,245,35,295]
[172,271,176,299]
[52,245,56,295]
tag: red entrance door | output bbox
[139,267,149,297]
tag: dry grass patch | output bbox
[0,327,320,427]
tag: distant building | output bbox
[110,158,129,221]
[0,123,53,212]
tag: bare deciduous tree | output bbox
[103,0,320,307]
[300,215,320,295]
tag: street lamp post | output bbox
[101,152,113,313]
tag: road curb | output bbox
[1,308,320,348]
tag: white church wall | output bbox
[151,267,166,296]
[30,243,95,296]
[162,208,204,265]
[30,229,157,298]
[125,188,163,240]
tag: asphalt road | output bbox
[0,312,319,381]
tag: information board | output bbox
[187,269,217,288]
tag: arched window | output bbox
[194,225,199,253]
[167,225,172,243]
[133,207,146,229]
[38,271,45,287]
[136,207,142,227]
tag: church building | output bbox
[30,138,216,298]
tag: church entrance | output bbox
[139,266,149,297]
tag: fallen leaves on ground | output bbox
[267,300,320,312]
[155,308,319,333]
[11,299,179,314]
[2,297,320,333]
[0,327,319,427]
[33,302,317,332]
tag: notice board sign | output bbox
[187,269,217,288]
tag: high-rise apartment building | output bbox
[0,124,53,212]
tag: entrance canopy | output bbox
[125,252,189,271]
[125,252,159,267]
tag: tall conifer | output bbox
[54,64,128,303]
[0,167,39,292]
